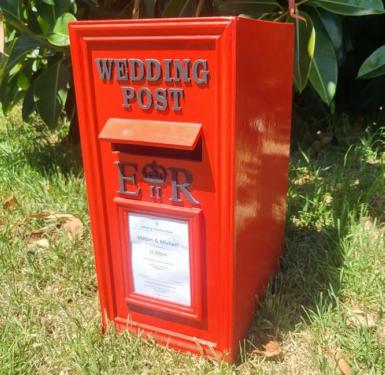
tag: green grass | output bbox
[0,110,384,374]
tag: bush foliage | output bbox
[0,0,385,129]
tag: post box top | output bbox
[68,16,291,30]
[69,16,236,26]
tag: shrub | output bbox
[0,0,384,130]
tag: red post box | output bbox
[69,17,294,362]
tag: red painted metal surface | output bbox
[69,17,294,362]
[99,119,202,150]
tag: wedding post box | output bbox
[69,17,294,362]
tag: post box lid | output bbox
[99,118,202,150]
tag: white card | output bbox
[128,213,191,306]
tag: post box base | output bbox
[114,317,231,361]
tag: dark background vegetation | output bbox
[1,0,385,141]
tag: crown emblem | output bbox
[142,161,167,184]
[142,161,167,200]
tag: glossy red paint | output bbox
[69,17,294,362]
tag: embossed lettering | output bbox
[146,59,161,82]
[192,59,209,85]
[130,59,145,81]
[121,87,135,108]
[174,59,191,83]
[116,59,128,80]
[154,88,168,111]
[116,162,141,196]
[137,88,152,110]
[96,58,114,80]
[169,88,184,111]
[169,167,199,205]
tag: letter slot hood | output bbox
[99,118,202,150]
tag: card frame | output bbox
[114,197,203,321]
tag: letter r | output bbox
[169,167,199,205]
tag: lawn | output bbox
[0,110,384,374]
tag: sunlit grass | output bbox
[0,109,384,374]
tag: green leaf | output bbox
[178,0,196,16]
[0,36,15,86]
[317,9,342,52]
[17,70,29,90]
[26,6,44,34]
[143,0,157,17]
[55,0,75,16]
[22,84,35,121]
[0,0,20,20]
[0,16,4,56]
[35,0,55,31]
[162,0,194,17]
[33,60,70,127]
[213,0,281,17]
[41,0,55,4]
[80,0,99,5]
[290,11,315,93]
[47,13,76,47]
[308,9,338,105]
[357,45,385,79]
[0,73,22,112]
[308,0,384,16]
[6,36,40,73]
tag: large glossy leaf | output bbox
[0,73,23,112]
[48,13,76,46]
[290,11,315,93]
[317,9,342,51]
[162,0,194,17]
[0,36,15,84]
[33,60,70,128]
[79,0,99,5]
[35,0,56,31]
[143,0,157,17]
[317,9,344,63]
[0,16,4,56]
[0,0,20,20]
[6,36,40,73]
[17,70,29,90]
[79,0,100,7]
[55,0,75,16]
[357,45,385,79]
[22,84,35,121]
[213,0,281,17]
[308,9,338,105]
[178,0,197,16]
[25,6,44,34]
[308,0,384,16]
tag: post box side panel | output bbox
[233,19,295,350]
[69,19,237,358]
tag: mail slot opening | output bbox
[112,139,202,161]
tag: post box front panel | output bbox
[69,19,236,355]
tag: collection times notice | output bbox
[128,213,191,306]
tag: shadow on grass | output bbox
[245,137,385,355]
[23,138,83,177]
[245,223,341,352]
